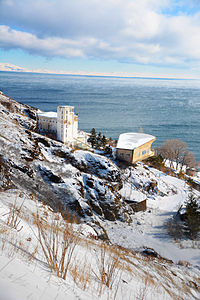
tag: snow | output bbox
[120,188,146,202]
[1,189,200,300]
[0,91,200,299]
[78,130,90,137]
[104,163,200,266]
[116,132,155,150]
[38,111,57,118]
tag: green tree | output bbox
[101,135,107,149]
[104,145,113,156]
[96,131,102,149]
[184,194,200,240]
[88,128,97,148]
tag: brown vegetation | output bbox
[159,139,198,171]
[33,210,79,279]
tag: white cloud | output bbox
[1,0,200,67]
[0,26,86,57]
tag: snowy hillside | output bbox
[1,189,200,300]
[0,91,200,299]
[0,91,131,227]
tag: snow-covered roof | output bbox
[58,105,74,108]
[116,132,155,150]
[38,111,57,119]
[78,130,90,137]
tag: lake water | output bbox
[0,71,199,162]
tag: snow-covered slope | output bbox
[0,91,132,227]
[107,163,200,266]
[0,91,200,299]
[0,189,200,300]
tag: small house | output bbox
[116,132,156,163]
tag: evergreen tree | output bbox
[96,131,102,149]
[105,145,113,156]
[184,194,200,239]
[101,135,107,149]
[88,128,96,148]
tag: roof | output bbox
[77,130,90,137]
[116,132,156,150]
[38,112,57,119]
[58,105,74,108]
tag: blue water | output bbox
[0,71,200,162]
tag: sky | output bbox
[1,0,200,78]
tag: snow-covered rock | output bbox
[0,91,132,226]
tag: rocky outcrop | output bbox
[0,91,133,225]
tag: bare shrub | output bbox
[6,198,23,232]
[70,258,91,290]
[159,139,187,169]
[28,245,39,262]
[159,139,199,172]
[93,243,124,295]
[137,275,152,300]
[33,211,79,279]
[182,151,197,170]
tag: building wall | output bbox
[57,106,65,143]
[116,149,133,163]
[37,116,57,133]
[132,139,155,163]
[57,106,78,145]
[74,131,91,149]
[73,116,78,140]
[77,130,90,144]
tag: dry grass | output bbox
[70,258,91,290]
[33,210,80,280]
[5,197,24,232]
[28,245,39,262]
[0,225,8,235]
[93,242,128,296]
[137,275,152,300]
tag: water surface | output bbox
[0,71,199,162]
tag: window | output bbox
[138,152,140,157]
[142,150,146,155]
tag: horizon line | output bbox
[0,69,198,81]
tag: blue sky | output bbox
[1,0,200,78]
